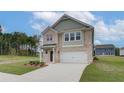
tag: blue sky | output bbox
[0,11,124,47]
[0,11,37,36]
[92,11,124,24]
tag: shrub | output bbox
[29,61,33,65]
[93,56,98,61]
[29,61,44,66]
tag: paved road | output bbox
[0,63,88,82]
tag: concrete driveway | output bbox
[0,63,88,82]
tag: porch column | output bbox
[52,48,55,63]
[39,51,42,62]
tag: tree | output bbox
[115,48,120,56]
[9,47,16,55]
[0,31,39,56]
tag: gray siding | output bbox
[95,48,115,55]
[54,19,83,31]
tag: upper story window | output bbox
[70,32,75,41]
[49,35,52,41]
[64,31,81,42]
[64,33,69,41]
[46,34,53,41]
[76,32,81,40]
[47,35,49,41]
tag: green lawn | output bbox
[0,55,38,62]
[80,56,124,82]
[0,62,40,75]
[0,55,40,75]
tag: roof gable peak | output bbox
[51,14,94,29]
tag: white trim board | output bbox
[62,45,83,47]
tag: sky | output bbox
[0,11,124,47]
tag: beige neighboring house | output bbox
[120,47,124,56]
[41,14,94,64]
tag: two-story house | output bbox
[41,14,94,63]
[95,44,115,56]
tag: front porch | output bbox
[42,44,56,63]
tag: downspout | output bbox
[92,27,95,57]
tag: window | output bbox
[76,32,81,40]
[47,35,49,41]
[64,33,69,41]
[46,34,52,41]
[70,32,75,41]
[64,31,81,42]
[49,35,52,41]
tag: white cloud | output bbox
[95,19,124,42]
[94,40,102,45]
[95,20,110,41]
[0,25,6,32]
[65,11,96,24]
[31,23,47,32]
[32,12,63,24]
[32,11,96,24]
[31,12,63,32]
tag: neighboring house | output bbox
[19,44,36,51]
[120,47,124,56]
[95,44,115,56]
[41,14,94,63]
[20,44,31,50]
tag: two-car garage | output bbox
[60,52,88,63]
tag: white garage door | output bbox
[60,52,88,63]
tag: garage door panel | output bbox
[60,52,88,63]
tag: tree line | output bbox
[0,32,39,56]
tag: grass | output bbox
[0,62,40,75]
[0,55,38,62]
[80,56,124,82]
[0,55,40,75]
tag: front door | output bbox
[50,51,53,62]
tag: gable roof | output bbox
[95,44,115,48]
[42,14,94,34]
[42,26,58,35]
[51,14,94,29]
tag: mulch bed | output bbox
[24,63,48,68]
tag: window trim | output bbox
[49,35,52,41]
[76,32,81,41]
[46,35,49,41]
[64,31,82,42]
[46,34,53,42]
[70,32,75,41]
[64,32,70,42]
